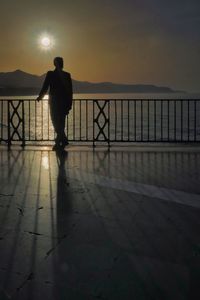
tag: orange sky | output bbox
[0,0,200,92]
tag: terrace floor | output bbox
[0,145,200,300]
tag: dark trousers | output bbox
[49,100,68,144]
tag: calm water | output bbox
[0,92,200,100]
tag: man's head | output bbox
[54,57,64,69]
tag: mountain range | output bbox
[0,69,181,95]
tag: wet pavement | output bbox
[0,145,200,300]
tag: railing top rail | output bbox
[1,98,200,102]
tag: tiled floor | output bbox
[0,146,200,299]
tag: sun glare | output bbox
[38,34,54,50]
[41,37,51,47]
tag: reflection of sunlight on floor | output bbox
[0,149,200,299]
[42,152,49,170]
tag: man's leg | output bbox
[49,103,62,147]
[52,112,67,146]
[58,113,68,146]
[50,101,68,147]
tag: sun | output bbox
[38,34,54,50]
[41,37,51,47]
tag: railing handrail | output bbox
[1,98,200,101]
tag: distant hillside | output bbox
[0,69,181,95]
[0,70,42,88]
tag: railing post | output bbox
[7,100,25,147]
[108,100,110,148]
[93,100,95,148]
[7,100,11,148]
[21,100,25,147]
[93,100,110,147]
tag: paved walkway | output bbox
[0,146,200,299]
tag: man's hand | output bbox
[36,96,41,102]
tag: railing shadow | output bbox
[0,150,36,298]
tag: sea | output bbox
[0,92,200,100]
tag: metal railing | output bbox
[0,99,200,146]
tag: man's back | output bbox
[47,70,72,98]
[38,68,73,110]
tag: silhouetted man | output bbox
[37,57,72,150]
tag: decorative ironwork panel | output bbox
[8,100,25,146]
[93,100,110,145]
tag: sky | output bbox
[0,0,200,92]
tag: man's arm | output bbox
[68,74,73,109]
[37,72,50,101]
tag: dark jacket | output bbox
[39,69,73,113]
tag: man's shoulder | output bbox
[46,70,54,77]
[63,71,71,77]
